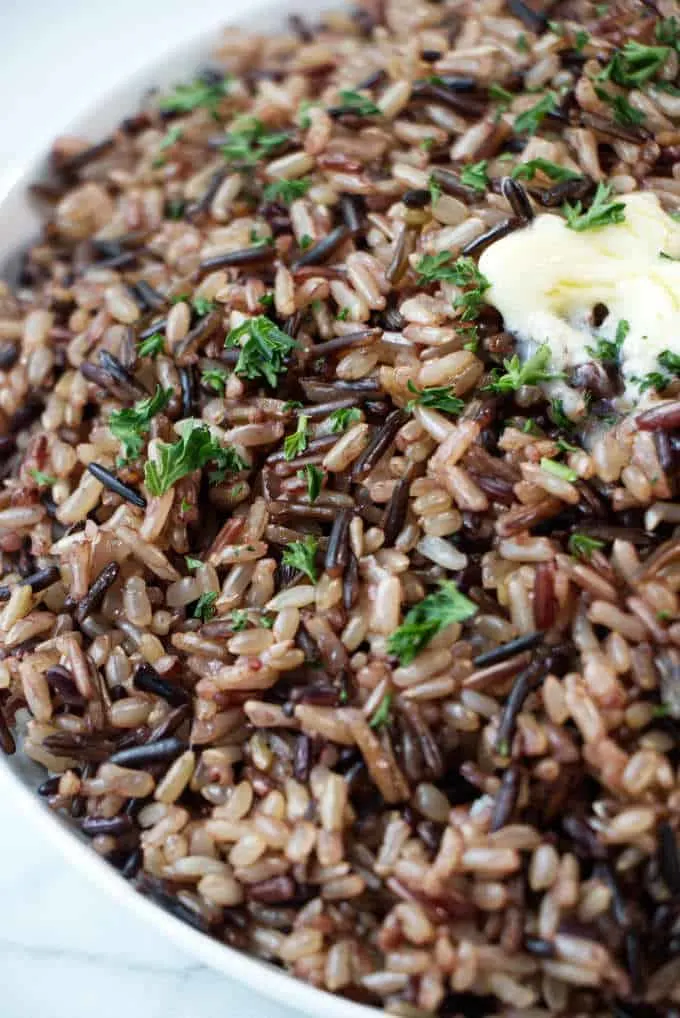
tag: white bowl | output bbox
[0,5,377,1014]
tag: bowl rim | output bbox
[0,5,379,1014]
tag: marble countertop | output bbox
[2,800,303,1018]
[0,2,306,1016]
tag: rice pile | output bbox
[1,0,680,1013]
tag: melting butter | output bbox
[478,192,680,405]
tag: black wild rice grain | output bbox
[0,565,61,602]
[0,342,18,370]
[382,478,409,546]
[325,508,351,577]
[87,463,147,509]
[490,765,521,832]
[292,227,350,269]
[108,737,185,769]
[463,219,518,257]
[351,409,408,481]
[132,662,189,706]
[658,822,680,895]
[501,177,534,223]
[81,815,135,837]
[199,244,277,272]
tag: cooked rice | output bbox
[1,0,680,1013]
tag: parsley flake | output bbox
[30,468,57,487]
[220,118,290,165]
[563,181,626,231]
[587,318,629,363]
[369,692,393,729]
[109,386,173,462]
[328,407,362,432]
[202,367,229,395]
[569,533,605,559]
[336,90,381,116]
[388,581,478,665]
[138,332,165,358]
[514,92,557,135]
[144,422,244,495]
[599,41,670,89]
[160,77,231,114]
[185,556,203,570]
[460,160,490,193]
[298,463,324,502]
[284,415,309,461]
[540,458,578,482]
[484,345,559,392]
[406,380,464,415]
[282,535,319,584]
[263,177,312,206]
[225,316,297,386]
[193,591,218,622]
[511,158,580,183]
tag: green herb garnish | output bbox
[594,86,646,126]
[144,422,242,495]
[406,380,464,415]
[202,367,229,395]
[138,332,165,358]
[656,17,680,47]
[568,533,605,559]
[575,30,590,52]
[484,345,559,392]
[428,175,442,205]
[599,41,670,89]
[587,318,629,363]
[193,591,218,622]
[263,177,312,205]
[220,118,289,165]
[450,257,491,321]
[511,158,580,183]
[489,83,514,108]
[540,458,578,482]
[160,77,231,114]
[185,556,203,570]
[336,90,381,116]
[416,251,459,284]
[563,181,626,231]
[284,414,309,461]
[299,234,313,250]
[298,463,324,502]
[328,407,362,432]
[229,609,249,631]
[336,307,350,321]
[192,296,215,317]
[514,92,557,135]
[460,160,490,193]
[282,535,319,583]
[550,398,575,431]
[109,386,173,462]
[225,315,297,386]
[516,34,529,53]
[388,581,478,665]
[369,692,393,729]
[30,468,57,487]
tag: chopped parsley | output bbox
[656,17,680,47]
[388,581,478,665]
[328,407,362,432]
[185,556,203,570]
[557,436,580,453]
[489,83,514,109]
[598,41,670,89]
[635,349,680,392]
[298,463,324,502]
[193,591,218,622]
[263,177,312,206]
[569,533,605,559]
[540,458,578,482]
[594,86,646,126]
[550,398,575,431]
[153,125,183,166]
[516,34,529,53]
[220,118,290,165]
[369,692,393,729]
[180,499,192,513]
[299,234,313,250]
[587,318,629,363]
[484,345,559,393]
[208,445,248,485]
[336,307,350,321]
[574,30,590,52]
[30,468,57,487]
[416,251,460,284]
[225,315,297,386]
[296,100,321,130]
[282,535,319,583]
[511,158,580,183]
[192,296,215,317]
[428,175,442,205]
[202,367,229,395]
[450,257,491,321]
[138,332,165,358]
[460,160,490,193]
[336,90,381,116]
[406,380,464,415]
[563,181,626,231]
[144,422,244,495]
[109,386,173,462]
[160,77,231,114]
[166,197,185,220]
[229,609,249,631]
[284,414,309,461]
[513,92,557,135]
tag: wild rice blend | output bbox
[1,0,680,1014]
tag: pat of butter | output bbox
[478,192,680,405]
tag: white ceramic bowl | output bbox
[0,6,377,1014]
